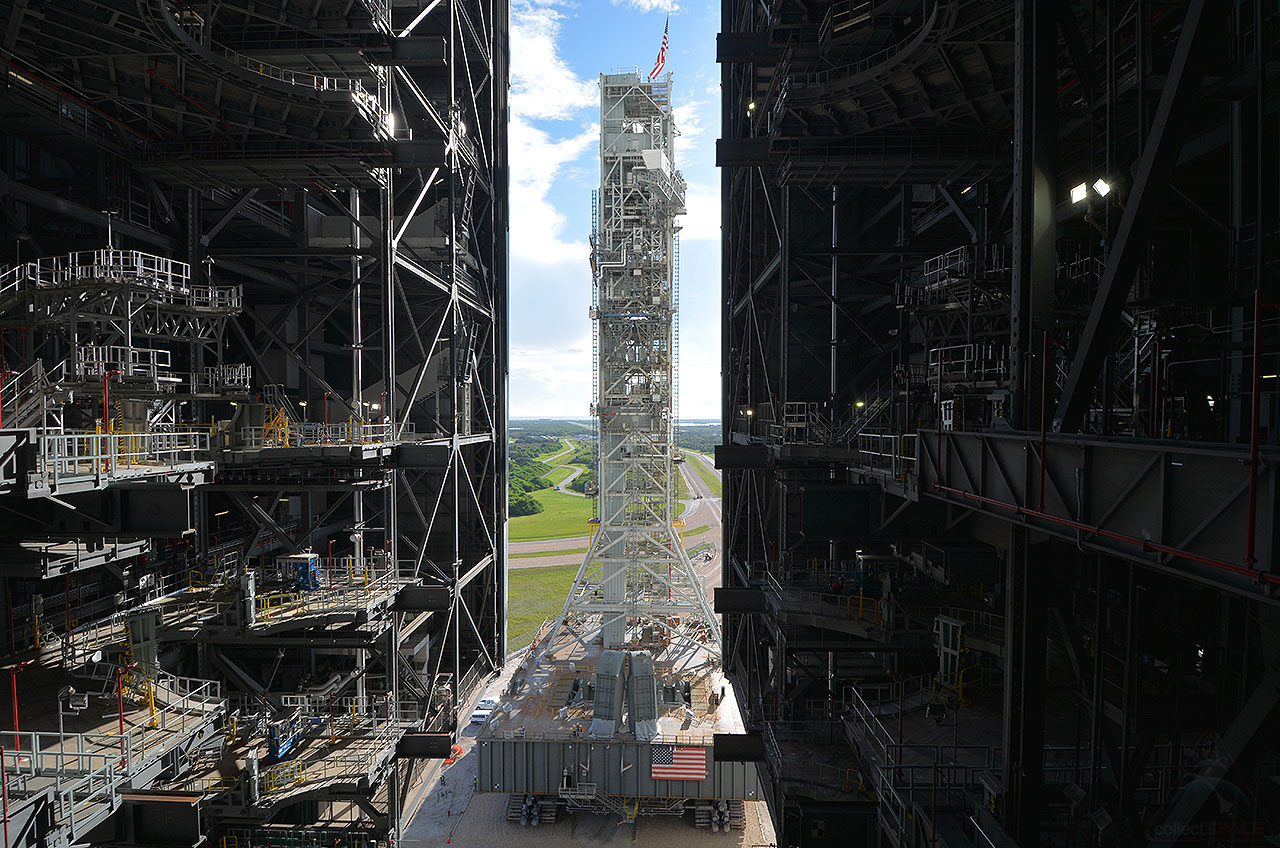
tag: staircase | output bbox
[2,360,69,430]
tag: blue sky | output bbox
[507,0,721,419]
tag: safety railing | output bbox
[941,606,1006,643]
[256,715,403,798]
[18,249,188,288]
[74,345,172,379]
[927,343,1009,384]
[900,244,1012,306]
[278,693,419,727]
[764,573,883,625]
[5,250,241,311]
[492,720,716,747]
[252,565,399,623]
[847,672,936,714]
[1,744,124,845]
[781,401,834,445]
[172,10,374,97]
[237,420,415,449]
[0,667,224,840]
[33,429,211,490]
[194,363,253,392]
[0,358,67,431]
[933,663,987,706]
[793,0,941,87]
[762,723,861,793]
[820,1,872,43]
[61,613,129,667]
[856,432,917,480]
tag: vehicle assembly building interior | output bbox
[0,0,1278,847]
[717,1,1280,847]
[0,1,507,846]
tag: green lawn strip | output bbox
[683,524,711,537]
[544,465,574,486]
[510,546,588,559]
[508,488,597,542]
[531,438,574,463]
[686,451,723,498]
[674,464,690,501]
[506,562,579,651]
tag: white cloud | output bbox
[510,3,597,121]
[673,96,706,152]
[611,0,681,11]
[510,116,597,264]
[678,184,719,241]
[510,342,594,417]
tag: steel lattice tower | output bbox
[550,72,719,655]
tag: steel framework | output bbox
[718,2,1279,847]
[0,1,507,845]
[552,72,718,657]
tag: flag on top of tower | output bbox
[649,16,669,80]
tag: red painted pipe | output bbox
[932,483,1280,587]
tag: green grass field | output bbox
[507,562,579,650]
[510,546,588,559]
[686,451,723,498]
[544,465,575,486]
[683,524,711,537]
[508,488,596,542]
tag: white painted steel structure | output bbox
[551,72,719,655]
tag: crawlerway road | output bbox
[507,454,723,584]
[541,438,587,497]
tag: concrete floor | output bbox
[401,661,776,848]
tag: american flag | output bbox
[648,17,669,81]
[651,745,707,780]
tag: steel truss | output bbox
[720,1,1280,847]
[0,0,506,844]
[551,72,718,657]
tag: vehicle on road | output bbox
[470,697,499,725]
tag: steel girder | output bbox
[919,429,1279,599]
[0,0,506,842]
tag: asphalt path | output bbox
[506,454,724,595]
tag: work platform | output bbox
[476,626,760,807]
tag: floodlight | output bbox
[1071,183,1088,203]
[1092,178,1111,197]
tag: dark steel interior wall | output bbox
[0,0,506,841]
[720,1,1279,846]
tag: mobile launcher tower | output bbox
[475,73,760,830]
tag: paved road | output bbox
[679,452,723,592]
[507,448,724,588]
[541,438,588,497]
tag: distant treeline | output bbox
[509,437,556,516]
[506,422,717,513]
[676,425,721,456]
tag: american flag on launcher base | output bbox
[651,745,707,780]
[648,16,669,81]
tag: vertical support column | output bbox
[1009,0,1057,429]
[1002,526,1047,842]
[381,177,396,567]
